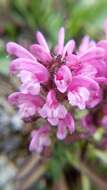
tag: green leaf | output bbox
[0,55,10,75]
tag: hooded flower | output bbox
[7,42,49,95]
[39,90,67,125]
[8,92,44,121]
[6,23,107,153]
[54,65,72,93]
[57,113,75,140]
[68,76,102,109]
[29,124,51,153]
[39,90,75,139]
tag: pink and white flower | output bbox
[68,76,102,109]
[54,65,72,93]
[29,124,51,153]
[6,23,107,152]
[7,42,49,95]
[57,113,75,140]
[39,90,75,139]
[39,90,67,125]
[8,92,44,121]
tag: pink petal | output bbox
[55,27,65,55]
[6,42,35,60]
[96,77,107,84]
[20,81,40,95]
[48,117,59,126]
[79,35,90,53]
[57,120,67,140]
[79,47,104,63]
[36,31,50,53]
[29,131,38,151]
[79,35,96,53]
[68,91,86,109]
[53,104,67,119]
[65,113,75,134]
[54,65,72,93]
[39,104,49,118]
[76,64,97,78]
[18,70,33,83]
[66,54,79,70]
[78,87,90,101]
[19,103,37,119]
[29,125,51,153]
[97,40,107,48]
[8,92,44,107]
[97,40,107,59]
[30,44,52,65]
[68,76,101,109]
[86,88,102,108]
[68,87,90,110]
[46,90,58,106]
[68,76,100,92]
[62,40,75,58]
[10,58,49,82]
[79,60,107,78]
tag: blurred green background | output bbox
[0,0,107,190]
[1,0,107,74]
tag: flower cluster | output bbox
[6,22,107,153]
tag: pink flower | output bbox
[79,35,96,53]
[6,42,49,95]
[18,70,40,95]
[54,65,72,93]
[30,45,52,65]
[78,40,107,84]
[8,92,44,121]
[6,24,107,152]
[39,90,67,125]
[79,47,104,62]
[68,76,102,109]
[97,40,107,60]
[54,27,74,57]
[57,113,75,140]
[39,90,75,139]
[54,27,65,55]
[65,54,79,70]
[30,30,52,66]
[29,124,51,153]
[55,27,75,57]
[6,42,36,60]
[68,86,90,109]
[77,47,106,78]
[9,58,49,81]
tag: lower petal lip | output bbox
[30,44,52,65]
[68,76,100,91]
[10,58,49,82]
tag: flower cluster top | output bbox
[6,22,107,153]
